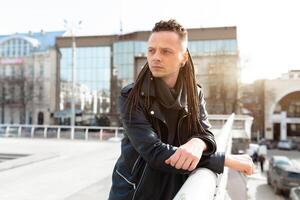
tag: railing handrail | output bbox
[173,114,235,200]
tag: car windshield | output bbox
[288,172,300,179]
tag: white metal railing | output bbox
[173,114,235,200]
[0,124,124,141]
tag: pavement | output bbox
[0,138,119,200]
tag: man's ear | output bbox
[182,51,189,66]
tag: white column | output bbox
[280,111,287,140]
[93,91,97,114]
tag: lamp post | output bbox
[64,20,82,139]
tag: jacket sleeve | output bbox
[119,93,224,174]
[190,86,216,156]
[197,152,225,174]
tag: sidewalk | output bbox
[0,138,119,200]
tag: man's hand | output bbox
[224,154,255,176]
[165,138,207,171]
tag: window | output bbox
[39,64,44,77]
[29,64,34,77]
[209,85,217,99]
[39,86,43,100]
[5,66,12,77]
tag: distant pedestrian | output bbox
[252,151,258,163]
[258,154,265,172]
[257,144,267,172]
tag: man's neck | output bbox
[161,76,178,89]
[161,78,175,88]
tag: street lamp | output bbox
[64,20,82,139]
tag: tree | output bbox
[0,64,42,124]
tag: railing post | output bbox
[18,126,22,137]
[115,128,118,138]
[44,126,48,138]
[99,129,103,141]
[31,126,35,138]
[57,127,61,139]
[5,125,10,137]
[71,127,74,140]
[85,128,88,140]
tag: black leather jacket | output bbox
[108,83,225,200]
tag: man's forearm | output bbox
[224,154,255,175]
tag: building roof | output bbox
[56,26,237,48]
[0,31,65,51]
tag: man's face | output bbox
[147,31,187,85]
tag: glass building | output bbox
[58,46,111,126]
[188,39,237,55]
[113,41,147,84]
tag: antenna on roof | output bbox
[120,19,123,35]
[119,0,123,35]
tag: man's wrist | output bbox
[190,138,207,151]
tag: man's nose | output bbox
[152,51,161,61]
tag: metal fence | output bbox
[0,124,124,141]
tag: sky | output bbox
[1,0,300,83]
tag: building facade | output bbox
[0,31,64,125]
[264,70,300,141]
[241,70,300,141]
[56,27,239,125]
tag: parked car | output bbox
[296,142,300,151]
[290,186,300,200]
[277,140,298,150]
[267,156,300,194]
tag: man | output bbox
[109,19,254,200]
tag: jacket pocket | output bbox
[116,169,136,190]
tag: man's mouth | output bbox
[151,65,163,69]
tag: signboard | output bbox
[0,58,23,65]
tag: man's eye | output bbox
[162,50,171,54]
[148,49,154,53]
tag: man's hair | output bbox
[152,19,188,50]
[125,19,205,139]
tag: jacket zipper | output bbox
[177,113,189,145]
[131,155,141,174]
[132,164,148,200]
[116,169,136,190]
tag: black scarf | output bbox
[153,72,187,145]
[154,73,187,110]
